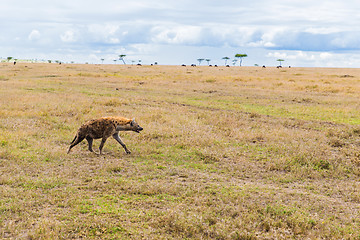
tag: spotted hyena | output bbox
[67,117,143,155]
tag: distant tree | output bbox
[113,59,117,64]
[197,58,204,65]
[101,58,105,64]
[206,59,211,66]
[48,60,52,63]
[235,53,247,66]
[222,57,230,66]
[277,59,285,66]
[232,59,237,66]
[119,55,126,64]
[7,57,13,62]
[131,60,135,65]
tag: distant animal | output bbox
[67,117,143,155]
[262,65,266,68]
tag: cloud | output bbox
[266,30,360,51]
[151,25,203,45]
[28,30,41,41]
[2,0,360,66]
[265,50,360,68]
[319,52,332,59]
[61,30,77,43]
[267,51,316,61]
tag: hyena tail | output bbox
[70,135,77,145]
[67,133,85,154]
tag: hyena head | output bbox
[130,118,143,133]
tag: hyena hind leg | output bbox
[86,136,95,153]
[67,135,85,154]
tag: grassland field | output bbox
[0,63,359,239]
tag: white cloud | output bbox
[28,30,41,41]
[267,51,318,62]
[108,38,120,44]
[267,52,288,59]
[61,30,77,43]
[320,52,332,60]
[88,24,119,37]
[304,27,341,35]
[151,25,203,45]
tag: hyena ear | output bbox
[130,118,135,126]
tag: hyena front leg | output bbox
[113,133,131,154]
[99,137,109,155]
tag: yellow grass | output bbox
[0,63,360,239]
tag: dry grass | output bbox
[1,63,360,239]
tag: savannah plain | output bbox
[0,62,360,239]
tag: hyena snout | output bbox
[130,119,143,133]
[135,126,143,133]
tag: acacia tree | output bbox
[277,59,285,66]
[222,57,230,66]
[206,59,211,66]
[119,55,126,64]
[101,58,105,64]
[7,57,13,62]
[235,54,247,66]
[197,58,204,65]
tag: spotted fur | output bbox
[67,117,143,154]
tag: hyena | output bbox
[67,117,143,155]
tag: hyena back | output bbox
[67,117,143,154]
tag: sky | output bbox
[2,0,360,67]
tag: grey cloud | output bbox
[267,31,360,51]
